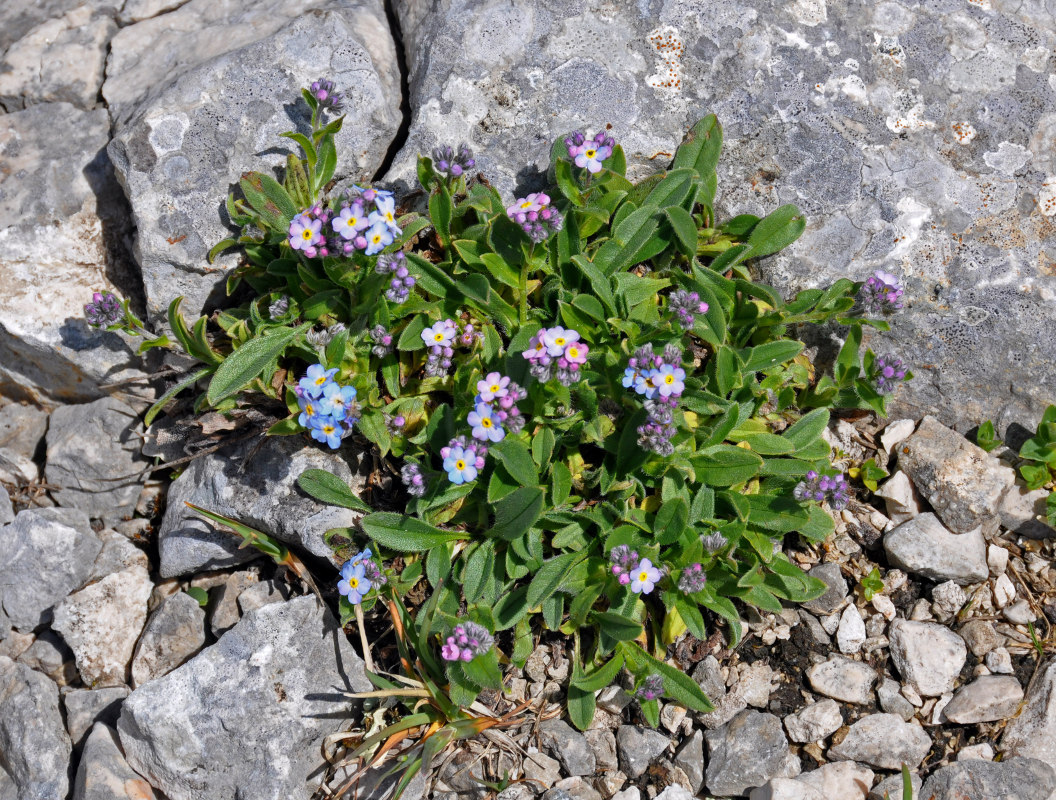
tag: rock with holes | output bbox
[388,0,1056,428]
[105,0,402,324]
[157,435,365,576]
[118,596,370,800]
[0,102,146,405]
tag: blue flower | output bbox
[633,369,659,399]
[622,367,639,390]
[337,561,373,604]
[309,415,344,449]
[364,222,394,255]
[443,446,478,484]
[299,364,338,399]
[368,195,402,236]
[297,395,337,428]
[653,364,686,398]
[468,402,506,443]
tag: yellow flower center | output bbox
[455,460,466,470]
[385,211,395,222]
[481,418,492,428]
[314,376,327,385]
[348,577,359,589]
[323,425,335,435]
[434,333,444,342]
[585,148,597,158]
[372,234,383,243]
[490,384,500,392]
[664,375,675,384]
[638,571,649,582]
[520,200,533,209]
[554,337,566,346]
[305,403,315,415]
[301,229,313,240]
[567,347,579,359]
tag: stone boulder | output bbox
[45,396,149,524]
[0,507,100,635]
[73,723,158,800]
[0,656,73,800]
[389,0,1056,428]
[105,0,403,324]
[157,435,366,577]
[0,103,146,405]
[118,596,371,800]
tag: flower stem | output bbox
[355,603,375,674]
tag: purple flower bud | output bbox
[635,674,664,702]
[309,79,345,114]
[400,463,427,497]
[84,291,123,328]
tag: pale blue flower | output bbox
[299,364,338,399]
[337,561,373,604]
[468,402,506,443]
[309,415,344,449]
[443,446,478,484]
[364,222,394,256]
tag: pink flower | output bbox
[563,341,588,365]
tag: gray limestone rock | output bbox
[45,396,149,524]
[794,762,873,800]
[783,698,843,743]
[806,655,877,705]
[391,0,1056,429]
[876,677,916,721]
[0,400,47,484]
[888,619,967,697]
[236,578,291,616]
[89,529,151,582]
[0,486,12,526]
[74,723,158,800]
[584,727,617,771]
[64,687,131,750]
[207,569,259,638]
[0,103,145,406]
[0,656,73,800]
[0,507,100,633]
[942,675,1023,723]
[920,758,1056,800]
[157,436,365,577]
[897,417,1016,534]
[118,596,371,800]
[105,0,402,324]
[999,483,1056,538]
[16,630,78,685]
[616,725,671,780]
[749,779,825,800]
[869,772,921,800]
[705,710,790,797]
[52,565,154,687]
[0,5,115,111]
[882,513,988,584]
[130,591,206,688]
[829,714,931,770]
[673,729,704,795]
[539,718,596,777]
[1001,658,1056,765]
[801,563,848,615]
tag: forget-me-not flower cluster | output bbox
[295,363,360,450]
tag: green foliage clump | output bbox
[152,87,907,728]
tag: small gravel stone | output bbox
[957,743,994,761]
[874,470,924,525]
[704,710,790,797]
[960,620,1005,657]
[1003,599,1036,625]
[985,648,1014,674]
[523,750,562,787]
[1000,658,1056,764]
[16,630,78,684]
[921,757,1056,800]
[993,573,1016,608]
[73,722,158,800]
[870,594,896,621]
[130,591,206,688]
[698,689,749,730]
[881,419,916,452]
[597,685,633,714]
[798,611,831,645]
[673,730,704,794]
[554,776,601,800]
[829,714,932,770]
[801,564,848,616]
[237,579,290,616]
[584,728,617,771]
[616,725,670,779]
[897,415,1015,534]
[836,604,866,654]
[64,687,129,749]
[0,485,13,525]
[988,544,1010,575]
[931,581,967,620]
[654,788,695,800]
[52,564,153,687]
[795,761,874,800]
[888,619,967,697]
[883,513,988,585]
[784,698,843,743]
[736,661,774,708]
[877,678,916,721]
[209,569,260,637]
[999,484,1055,538]
[806,655,877,705]
[540,718,596,777]
[868,772,921,800]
